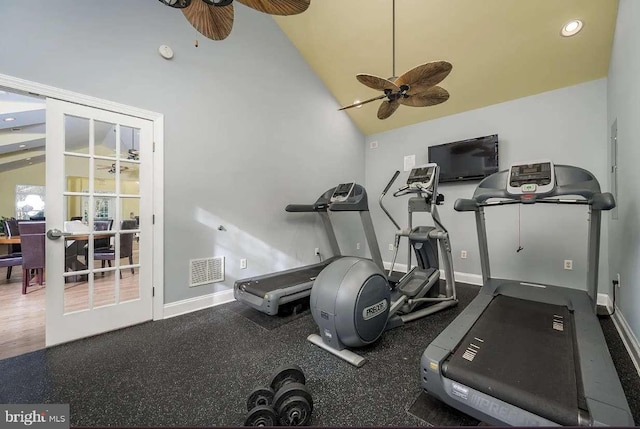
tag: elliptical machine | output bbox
[307,164,458,367]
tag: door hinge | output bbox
[152,214,155,224]
[153,141,156,152]
[152,287,155,297]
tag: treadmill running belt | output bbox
[238,262,332,298]
[442,295,582,426]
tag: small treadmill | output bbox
[421,160,633,426]
[234,183,384,315]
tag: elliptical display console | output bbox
[307,164,458,367]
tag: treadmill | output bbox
[234,183,384,315]
[421,160,633,426]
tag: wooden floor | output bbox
[0,266,140,361]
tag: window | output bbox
[81,193,115,221]
[15,185,46,220]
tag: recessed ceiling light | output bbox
[562,19,583,37]
[3,117,16,122]
[354,100,363,109]
[19,144,26,148]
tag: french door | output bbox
[45,98,153,346]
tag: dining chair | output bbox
[2,219,23,279]
[3,219,22,255]
[0,254,23,281]
[93,219,113,250]
[94,220,137,277]
[18,221,46,294]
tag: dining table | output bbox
[0,232,113,272]
[0,236,20,245]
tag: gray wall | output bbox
[0,1,365,303]
[607,0,640,336]
[365,79,610,293]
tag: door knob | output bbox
[46,229,72,240]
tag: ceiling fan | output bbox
[339,0,453,120]
[158,0,311,41]
[98,164,131,175]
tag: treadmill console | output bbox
[330,182,355,202]
[407,163,437,190]
[507,160,555,196]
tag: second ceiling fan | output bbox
[339,0,453,120]
[158,0,311,41]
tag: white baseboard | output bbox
[611,307,640,375]
[441,270,483,286]
[597,292,613,312]
[383,262,483,286]
[163,289,235,319]
[383,261,408,273]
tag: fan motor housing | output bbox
[203,0,233,6]
[310,257,390,350]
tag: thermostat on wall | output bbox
[159,45,174,60]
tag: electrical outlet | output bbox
[461,250,468,259]
[314,248,320,256]
[240,258,247,269]
[564,259,573,270]
[356,242,361,250]
[389,243,394,251]
[617,273,621,288]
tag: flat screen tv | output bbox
[428,134,499,183]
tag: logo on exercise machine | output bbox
[362,299,388,320]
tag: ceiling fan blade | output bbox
[356,74,399,92]
[338,94,387,111]
[396,61,453,95]
[377,100,400,120]
[400,86,450,107]
[182,0,234,40]
[158,0,192,8]
[235,0,310,15]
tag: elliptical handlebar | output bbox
[382,170,401,195]
[379,171,402,231]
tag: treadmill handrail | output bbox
[454,165,616,212]
[286,203,327,212]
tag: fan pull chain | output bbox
[516,205,524,253]
[195,29,199,47]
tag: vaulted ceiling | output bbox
[274,0,618,135]
[0,92,46,173]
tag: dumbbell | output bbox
[244,365,313,426]
[245,387,277,426]
[244,405,278,427]
[269,365,313,426]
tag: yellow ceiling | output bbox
[274,0,618,135]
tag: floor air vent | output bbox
[190,257,225,287]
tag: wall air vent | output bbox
[189,256,224,287]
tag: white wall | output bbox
[366,79,610,293]
[0,1,365,303]
[607,0,640,337]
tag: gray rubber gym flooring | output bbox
[0,282,638,427]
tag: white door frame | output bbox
[0,72,165,321]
